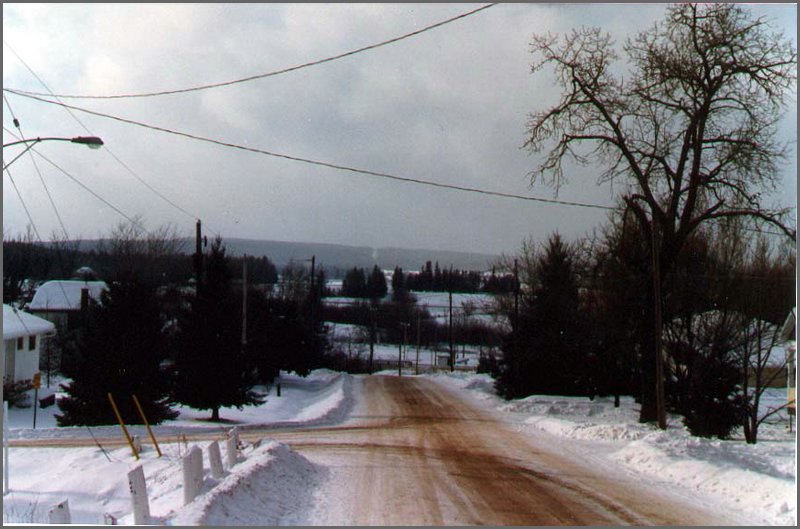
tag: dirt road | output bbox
[264,376,741,525]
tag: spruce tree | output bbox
[367,265,388,300]
[172,237,263,421]
[57,280,176,426]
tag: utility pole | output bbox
[242,254,247,347]
[415,312,421,375]
[309,255,316,336]
[369,306,376,374]
[513,259,520,391]
[651,220,666,430]
[449,266,454,372]
[194,220,204,295]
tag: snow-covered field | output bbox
[3,370,796,525]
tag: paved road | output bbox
[264,376,740,525]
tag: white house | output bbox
[3,304,56,383]
[27,280,108,329]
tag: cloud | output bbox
[3,3,796,255]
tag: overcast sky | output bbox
[3,3,797,256]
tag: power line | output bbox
[4,41,202,224]
[4,94,71,239]
[4,90,617,211]
[3,4,497,100]
[3,162,44,242]
[4,125,146,231]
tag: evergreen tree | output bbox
[57,280,176,425]
[172,237,263,421]
[342,267,367,298]
[366,265,388,300]
[495,234,588,398]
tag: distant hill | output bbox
[221,238,498,272]
[58,238,499,273]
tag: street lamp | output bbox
[3,136,104,169]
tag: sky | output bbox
[3,3,797,256]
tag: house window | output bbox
[17,337,24,349]
[29,335,37,350]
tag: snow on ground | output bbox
[430,371,798,526]
[3,370,352,525]
[4,368,796,525]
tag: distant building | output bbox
[3,304,56,383]
[27,280,108,330]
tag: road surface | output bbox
[263,376,740,525]
[9,375,749,525]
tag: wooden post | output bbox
[651,220,666,430]
[132,394,162,457]
[108,393,139,460]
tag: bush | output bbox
[3,379,33,408]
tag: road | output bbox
[9,375,747,525]
[263,376,740,525]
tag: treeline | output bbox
[486,220,795,443]
[331,261,515,299]
[2,228,278,304]
[4,223,325,426]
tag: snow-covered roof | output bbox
[3,304,56,340]
[28,280,108,311]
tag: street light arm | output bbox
[2,135,104,170]
[3,136,104,149]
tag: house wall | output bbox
[2,336,41,383]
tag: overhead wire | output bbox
[4,125,146,231]
[4,40,203,224]
[3,4,498,100]
[3,90,618,212]
[4,94,71,239]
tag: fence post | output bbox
[47,499,71,524]
[182,445,204,505]
[207,441,225,479]
[127,465,150,525]
[225,427,240,469]
[3,401,9,495]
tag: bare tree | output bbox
[525,3,796,422]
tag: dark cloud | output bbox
[3,3,796,255]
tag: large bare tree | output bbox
[524,3,796,422]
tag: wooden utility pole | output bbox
[242,254,247,347]
[651,220,666,430]
[415,312,421,375]
[194,220,203,294]
[309,255,316,336]
[369,306,376,374]
[449,266,454,372]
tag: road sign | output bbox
[32,372,41,390]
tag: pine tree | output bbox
[172,237,263,421]
[366,265,388,300]
[57,280,176,425]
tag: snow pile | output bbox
[3,370,353,524]
[432,371,797,526]
[169,441,322,526]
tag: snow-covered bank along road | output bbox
[266,376,755,525]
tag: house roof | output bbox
[780,307,796,344]
[3,304,56,340]
[28,280,108,311]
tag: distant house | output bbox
[27,280,108,330]
[3,304,56,383]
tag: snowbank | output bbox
[169,441,322,526]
